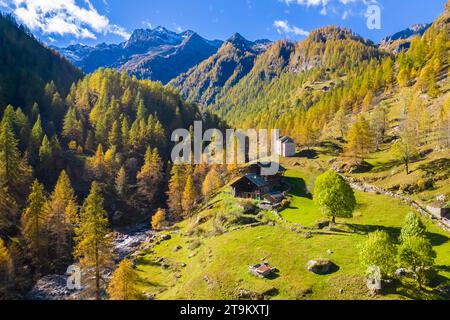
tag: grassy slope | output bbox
[135,154,450,300]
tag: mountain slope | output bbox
[380,23,431,53]
[56,27,222,84]
[0,14,83,112]
[212,26,384,126]
[120,32,221,84]
[169,33,271,106]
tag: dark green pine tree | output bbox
[0,120,22,189]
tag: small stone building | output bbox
[276,136,296,157]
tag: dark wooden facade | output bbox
[231,174,271,200]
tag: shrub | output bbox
[239,199,258,214]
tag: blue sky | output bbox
[1,0,447,47]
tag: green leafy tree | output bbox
[30,115,44,161]
[314,170,356,223]
[359,231,398,279]
[38,135,53,168]
[400,212,426,243]
[398,236,436,288]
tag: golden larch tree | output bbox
[74,182,114,300]
[107,259,141,300]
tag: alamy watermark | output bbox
[171,121,280,176]
[66,265,82,290]
[366,4,381,30]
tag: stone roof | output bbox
[279,136,294,143]
[245,174,268,188]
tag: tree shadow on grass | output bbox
[347,224,449,246]
[427,232,450,246]
[138,278,166,288]
[436,265,450,274]
[393,279,448,300]
[419,158,450,176]
[296,149,319,159]
[370,159,403,173]
[284,176,312,199]
[347,224,402,238]
[319,141,343,156]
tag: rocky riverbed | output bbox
[27,225,155,300]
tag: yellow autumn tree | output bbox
[45,170,78,271]
[181,175,197,217]
[107,259,141,300]
[151,209,167,231]
[201,168,222,201]
[74,182,114,300]
[346,116,374,160]
[167,165,184,220]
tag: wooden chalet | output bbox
[231,174,270,200]
[247,161,286,186]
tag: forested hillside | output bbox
[170,33,271,107]
[0,15,224,299]
[0,14,83,115]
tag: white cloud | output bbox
[280,0,378,19]
[274,20,310,37]
[4,0,130,40]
